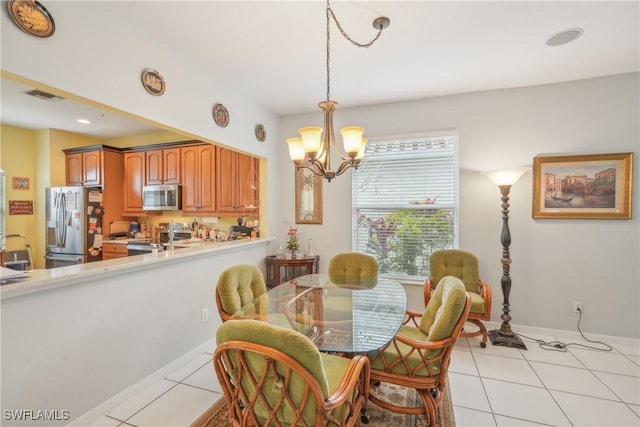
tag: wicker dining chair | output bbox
[424,249,492,348]
[215,264,269,322]
[368,276,471,427]
[214,319,370,427]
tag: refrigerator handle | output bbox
[61,192,68,247]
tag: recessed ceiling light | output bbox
[77,118,91,125]
[546,28,584,46]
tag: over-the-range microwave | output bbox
[142,184,182,211]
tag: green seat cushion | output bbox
[328,253,379,287]
[469,292,486,314]
[429,250,479,294]
[217,264,267,316]
[420,276,468,341]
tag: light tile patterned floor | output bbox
[87,330,640,427]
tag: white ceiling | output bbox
[1,1,638,139]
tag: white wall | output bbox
[277,73,640,339]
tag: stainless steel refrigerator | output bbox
[45,186,104,268]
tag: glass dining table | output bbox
[233,274,408,354]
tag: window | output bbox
[352,134,459,282]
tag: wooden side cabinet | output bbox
[264,256,319,289]
[181,144,216,213]
[146,148,181,185]
[65,150,103,186]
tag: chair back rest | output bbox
[216,265,267,320]
[328,252,379,287]
[419,276,470,341]
[429,249,479,294]
[215,319,329,425]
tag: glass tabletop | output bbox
[234,274,407,353]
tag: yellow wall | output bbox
[0,125,38,267]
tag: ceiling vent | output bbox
[24,89,65,102]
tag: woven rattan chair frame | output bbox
[214,340,370,427]
[368,293,471,427]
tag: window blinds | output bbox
[352,135,459,281]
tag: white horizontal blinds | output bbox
[352,135,459,281]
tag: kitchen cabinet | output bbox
[146,148,181,185]
[122,151,146,216]
[181,144,216,213]
[62,145,128,236]
[216,147,259,214]
[102,242,128,260]
[65,149,102,186]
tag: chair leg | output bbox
[460,319,488,348]
[416,388,440,427]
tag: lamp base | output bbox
[489,329,527,350]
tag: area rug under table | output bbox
[191,381,455,427]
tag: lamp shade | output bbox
[299,126,323,158]
[340,126,365,157]
[483,167,530,186]
[286,137,306,163]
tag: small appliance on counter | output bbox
[158,222,193,244]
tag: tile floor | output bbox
[87,330,640,427]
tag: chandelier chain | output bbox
[325,0,386,102]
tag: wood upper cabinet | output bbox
[181,144,216,213]
[146,148,181,185]
[216,147,259,214]
[122,151,146,216]
[63,145,127,236]
[65,150,103,186]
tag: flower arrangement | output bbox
[286,227,299,250]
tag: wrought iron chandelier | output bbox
[286,0,390,182]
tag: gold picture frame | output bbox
[533,152,633,219]
[295,168,323,224]
[12,176,30,190]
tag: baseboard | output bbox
[483,320,639,348]
[68,338,214,426]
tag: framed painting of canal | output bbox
[533,152,633,219]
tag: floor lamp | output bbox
[483,167,529,350]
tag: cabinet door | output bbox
[198,145,216,212]
[163,148,181,184]
[215,147,239,212]
[66,153,83,186]
[123,152,145,214]
[181,146,200,213]
[146,150,163,185]
[83,150,102,186]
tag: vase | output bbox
[291,249,297,259]
[307,238,314,257]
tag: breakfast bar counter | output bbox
[0,238,274,300]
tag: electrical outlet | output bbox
[573,301,583,313]
[201,308,209,323]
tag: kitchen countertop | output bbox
[0,237,274,300]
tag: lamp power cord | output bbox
[517,307,613,352]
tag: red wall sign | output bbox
[9,200,34,215]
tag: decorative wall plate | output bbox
[213,103,229,127]
[255,124,266,142]
[7,0,55,38]
[141,68,165,96]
